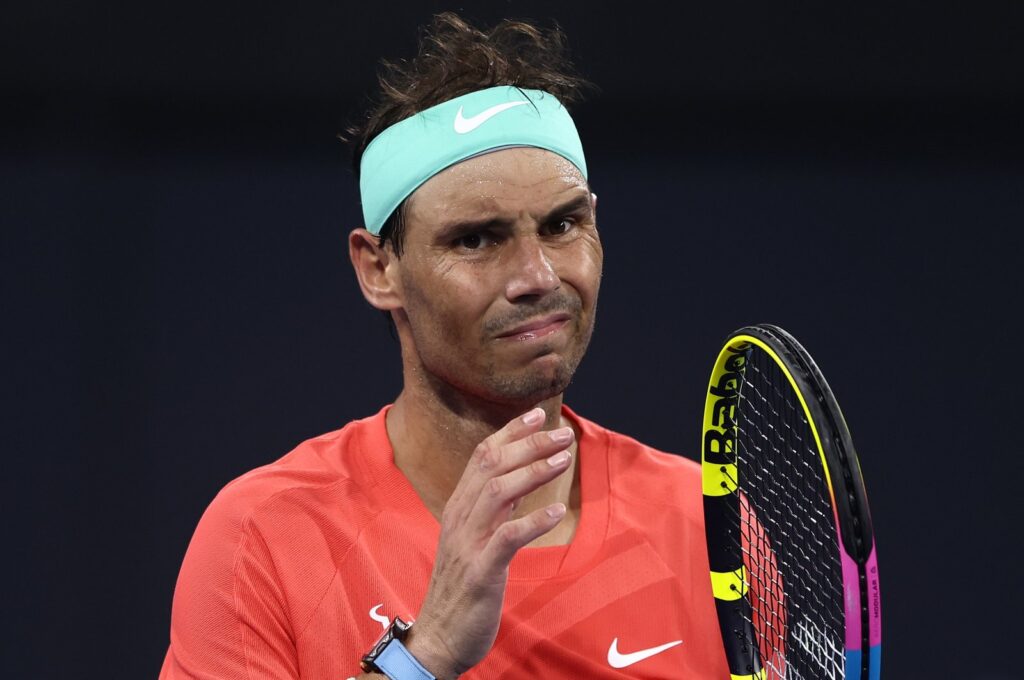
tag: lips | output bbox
[496,313,571,339]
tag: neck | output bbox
[385,358,580,545]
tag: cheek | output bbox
[402,265,495,343]
[559,237,603,302]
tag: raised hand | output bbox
[403,408,575,679]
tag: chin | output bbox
[485,360,576,405]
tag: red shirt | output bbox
[159,406,728,679]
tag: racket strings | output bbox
[729,348,846,680]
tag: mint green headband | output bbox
[359,86,588,235]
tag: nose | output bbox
[504,235,560,301]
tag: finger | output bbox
[449,409,566,506]
[502,407,548,442]
[451,426,574,523]
[470,449,572,533]
[470,408,550,471]
[483,427,575,475]
[479,504,567,568]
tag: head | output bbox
[346,13,602,408]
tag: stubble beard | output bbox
[479,318,593,405]
[408,314,597,410]
[406,290,597,409]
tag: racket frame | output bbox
[701,324,881,680]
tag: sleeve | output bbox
[159,490,300,680]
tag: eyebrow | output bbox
[435,193,593,242]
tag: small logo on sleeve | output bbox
[368,604,389,630]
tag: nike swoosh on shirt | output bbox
[453,100,529,134]
[607,637,683,668]
[369,603,388,630]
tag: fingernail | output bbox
[548,427,573,444]
[522,408,544,426]
[547,450,571,467]
[546,503,566,519]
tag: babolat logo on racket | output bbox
[703,344,750,481]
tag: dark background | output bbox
[4,2,1022,678]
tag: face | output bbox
[392,147,602,406]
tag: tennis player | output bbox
[160,13,728,679]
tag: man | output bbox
[160,13,729,679]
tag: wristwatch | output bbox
[360,617,437,680]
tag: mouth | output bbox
[496,313,572,341]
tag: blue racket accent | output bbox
[869,644,882,680]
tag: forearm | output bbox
[353,412,573,680]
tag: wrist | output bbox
[403,625,462,680]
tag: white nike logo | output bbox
[453,100,529,134]
[369,603,388,630]
[607,637,682,668]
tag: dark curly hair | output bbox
[343,12,593,256]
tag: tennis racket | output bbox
[701,324,881,680]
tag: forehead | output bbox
[405,147,588,227]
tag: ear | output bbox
[591,192,598,214]
[348,228,403,311]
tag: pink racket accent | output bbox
[840,546,862,651]
[865,546,882,647]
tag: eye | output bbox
[458,232,485,248]
[455,232,491,250]
[545,218,574,236]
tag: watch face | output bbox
[361,617,411,672]
[393,617,412,637]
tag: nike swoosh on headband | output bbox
[453,100,530,134]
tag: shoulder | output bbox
[177,410,389,595]
[164,415,387,677]
[197,411,386,549]
[170,411,389,642]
